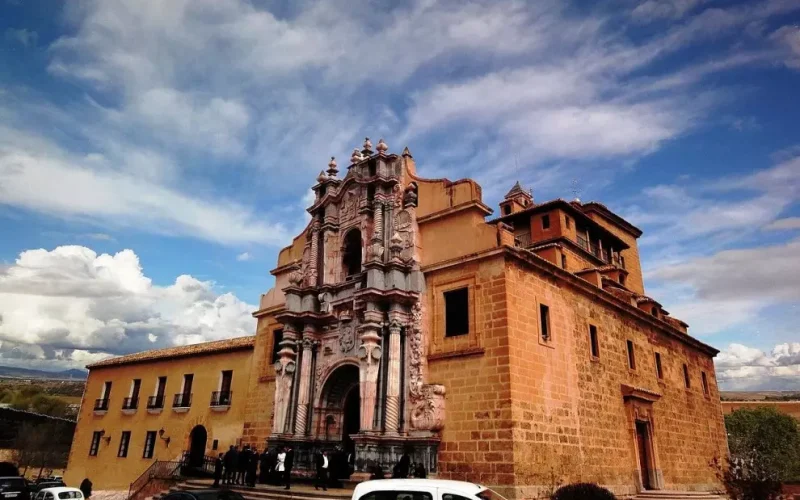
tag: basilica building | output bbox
[65,139,727,498]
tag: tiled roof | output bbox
[87,336,255,369]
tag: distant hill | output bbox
[721,390,800,401]
[0,365,88,380]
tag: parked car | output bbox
[33,488,83,500]
[352,480,508,500]
[0,477,30,500]
[161,490,245,500]
[29,482,65,494]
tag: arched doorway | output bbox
[318,364,360,479]
[188,425,207,468]
[342,229,362,278]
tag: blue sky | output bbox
[0,0,798,390]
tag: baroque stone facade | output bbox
[247,138,728,496]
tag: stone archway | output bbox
[315,364,359,440]
[188,425,207,468]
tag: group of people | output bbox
[214,445,333,491]
[212,444,426,490]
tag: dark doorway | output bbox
[343,387,360,456]
[635,421,652,490]
[342,229,362,278]
[188,425,207,468]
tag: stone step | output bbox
[155,479,353,500]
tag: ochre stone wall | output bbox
[503,256,726,498]
[424,254,517,495]
[241,314,279,448]
[65,349,253,490]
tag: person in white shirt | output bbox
[314,450,329,491]
[276,448,286,476]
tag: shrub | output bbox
[551,483,616,500]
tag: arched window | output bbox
[342,229,362,278]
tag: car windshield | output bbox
[0,479,25,489]
[476,488,508,500]
[58,492,82,499]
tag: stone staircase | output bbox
[150,479,353,500]
[633,491,727,500]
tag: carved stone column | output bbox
[308,220,320,285]
[384,319,402,435]
[273,324,298,434]
[294,328,316,435]
[358,324,382,432]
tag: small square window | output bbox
[619,274,626,286]
[701,371,709,396]
[589,325,599,358]
[565,216,571,229]
[627,340,636,370]
[542,214,551,230]
[444,287,469,337]
[539,304,551,342]
[503,205,511,216]
[683,364,691,388]
[655,352,663,379]
[561,254,567,269]
[212,439,219,451]
[651,306,658,317]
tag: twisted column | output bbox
[308,220,320,285]
[294,333,315,435]
[384,320,402,434]
[272,324,298,434]
[358,325,382,431]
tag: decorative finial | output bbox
[402,146,412,158]
[351,148,363,164]
[376,138,388,153]
[363,137,373,151]
[327,156,338,176]
[571,179,582,203]
[316,170,328,183]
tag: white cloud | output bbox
[0,245,256,369]
[0,138,290,246]
[4,28,38,47]
[771,25,800,70]
[236,252,251,262]
[764,217,800,231]
[631,0,706,23]
[716,342,800,390]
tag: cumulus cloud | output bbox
[716,343,800,390]
[236,252,251,262]
[0,245,256,369]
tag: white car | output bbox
[352,479,507,500]
[33,488,84,500]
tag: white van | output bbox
[352,479,507,500]
[34,488,83,500]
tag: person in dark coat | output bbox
[259,448,270,484]
[79,478,92,499]
[314,450,329,491]
[212,454,224,487]
[237,445,251,485]
[247,451,258,487]
[413,463,427,478]
[224,445,238,485]
[392,452,410,478]
[283,446,294,490]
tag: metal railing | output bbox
[172,393,192,408]
[93,398,109,411]
[122,397,138,410]
[127,460,181,500]
[576,234,589,251]
[210,391,232,407]
[514,232,532,248]
[146,395,165,410]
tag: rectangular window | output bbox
[156,376,167,398]
[627,340,636,370]
[565,216,571,229]
[130,379,141,401]
[655,352,663,379]
[561,254,567,269]
[701,371,709,396]
[542,214,551,229]
[271,329,284,363]
[118,431,131,458]
[89,431,102,456]
[620,256,626,269]
[589,325,599,358]
[182,374,193,396]
[539,304,551,342]
[651,306,658,317]
[143,431,156,459]
[220,370,233,394]
[444,287,469,337]
[212,439,219,451]
[683,364,691,388]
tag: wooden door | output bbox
[636,421,652,490]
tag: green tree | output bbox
[715,406,800,500]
